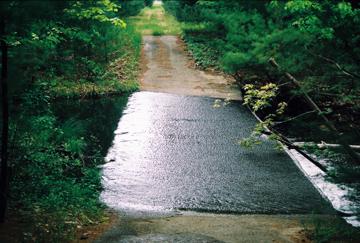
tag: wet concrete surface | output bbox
[101,92,332,215]
[140,36,241,100]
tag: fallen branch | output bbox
[247,105,328,172]
[269,57,360,164]
[261,130,328,172]
[272,110,317,126]
[312,53,360,80]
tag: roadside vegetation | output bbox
[0,0,150,241]
[304,215,360,243]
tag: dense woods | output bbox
[0,0,148,241]
[164,0,360,186]
[1,0,360,241]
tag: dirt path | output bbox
[95,212,331,243]
[140,35,242,100]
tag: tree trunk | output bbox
[0,17,9,223]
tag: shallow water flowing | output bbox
[100,91,333,215]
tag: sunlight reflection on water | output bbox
[100,92,333,216]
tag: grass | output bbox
[128,5,182,36]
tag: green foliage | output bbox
[241,82,286,150]
[185,38,220,68]
[165,0,360,106]
[1,0,145,240]
[65,0,126,27]
[118,0,146,16]
[2,0,143,97]
[243,83,279,112]
[163,0,202,22]
[50,25,141,98]
[304,215,360,243]
[166,0,360,153]
[9,86,104,241]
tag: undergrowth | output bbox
[304,216,360,243]
[50,25,141,98]
[9,84,105,242]
[5,14,141,243]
